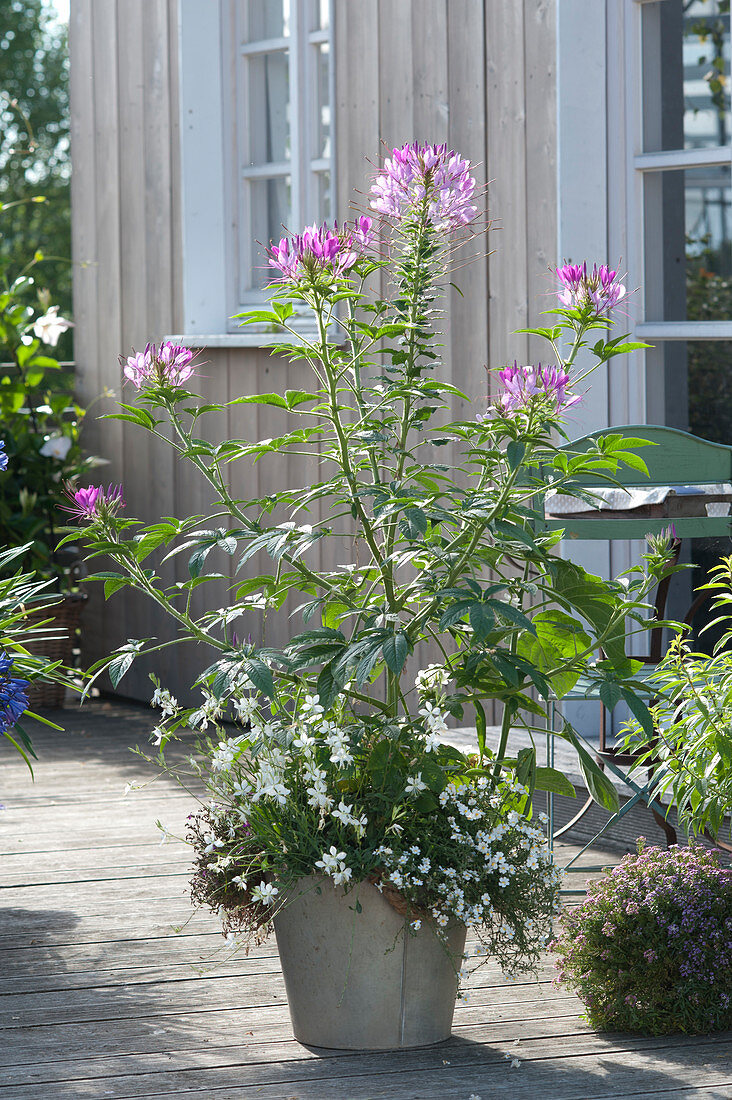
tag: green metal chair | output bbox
[544,424,732,847]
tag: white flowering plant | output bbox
[66,143,677,970]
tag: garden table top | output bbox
[1,696,731,1098]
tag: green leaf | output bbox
[468,602,495,641]
[534,766,576,798]
[474,699,487,760]
[506,440,525,470]
[559,722,619,813]
[382,631,410,675]
[621,688,654,738]
[599,680,624,711]
[516,609,591,698]
[108,641,146,688]
[242,658,274,699]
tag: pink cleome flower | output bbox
[122,341,197,389]
[370,142,477,229]
[555,262,626,316]
[494,362,581,417]
[62,483,124,522]
[268,217,373,284]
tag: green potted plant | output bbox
[66,142,674,1049]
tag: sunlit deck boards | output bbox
[1,699,731,1099]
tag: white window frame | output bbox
[627,0,732,349]
[175,0,334,347]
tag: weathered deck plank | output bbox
[1,699,730,1099]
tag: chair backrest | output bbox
[544,424,732,540]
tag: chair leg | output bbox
[650,805,677,847]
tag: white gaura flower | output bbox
[251,880,279,906]
[33,305,73,346]
[315,846,347,874]
[39,433,72,460]
[232,695,258,722]
[151,686,178,717]
[405,773,427,795]
[202,831,224,855]
[211,739,239,772]
[332,864,353,886]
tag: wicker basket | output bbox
[24,594,87,710]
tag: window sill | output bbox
[166,329,318,349]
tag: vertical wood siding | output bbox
[70,0,556,710]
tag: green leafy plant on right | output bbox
[623,554,732,841]
[553,842,732,1035]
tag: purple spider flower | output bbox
[493,362,581,417]
[0,652,29,733]
[122,341,197,389]
[62,483,125,523]
[370,142,477,229]
[555,262,627,316]
[268,217,373,284]
[0,441,7,472]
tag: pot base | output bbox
[273,876,467,1051]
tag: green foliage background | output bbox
[0,0,71,359]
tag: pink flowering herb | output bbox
[268,218,373,284]
[122,341,197,389]
[370,142,477,230]
[62,483,124,522]
[555,262,626,316]
[495,362,581,417]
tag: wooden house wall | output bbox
[69,0,557,708]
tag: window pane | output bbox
[248,175,291,288]
[643,165,732,321]
[642,0,730,153]
[247,0,290,42]
[317,0,330,31]
[315,169,331,220]
[245,51,290,165]
[315,41,331,159]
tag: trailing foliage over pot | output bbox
[66,142,671,965]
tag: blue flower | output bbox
[0,652,29,732]
[0,441,7,472]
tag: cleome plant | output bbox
[64,143,675,969]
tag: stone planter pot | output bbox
[273,875,467,1050]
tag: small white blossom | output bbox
[251,881,279,906]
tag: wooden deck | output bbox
[2,698,731,1099]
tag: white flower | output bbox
[150,726,165,747]
[251,880,279,906]
[411,919,422,931]
[202,831,224,855]
[405,773,427,794]
[332,865,353,886]
[232,696,258,722]
[33,305,73,346]
[315,846,346,873]
[415,664,450,695]
[39,433,72,460]
[211,739,238,772]
[151,686,178,717]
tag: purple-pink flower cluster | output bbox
[370,142,477,229]
[556,262,626,316]
[553,843,732,1034]
[122,341,197,389]
[268,217,373,284]
[63,483,124,522]
[495,362,580,417]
